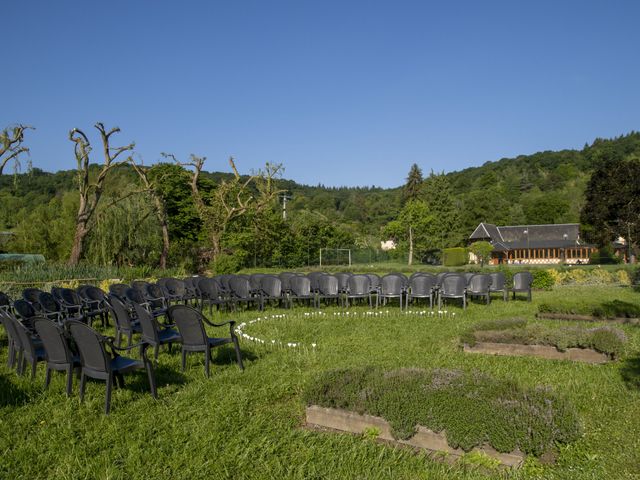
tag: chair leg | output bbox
[204,348,210,378]
[44,367,52,389]
[79,372,86,402]
[30,359,37,379]
[232,336,245,371]
[181,349,187,372]
[105,374,113,415]
[154,345,159,361]
[66,366,73,397]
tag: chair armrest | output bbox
[203,317,235,328]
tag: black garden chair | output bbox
[466,274,492,305]
[511,272,533,301]
[345,275,372,308]
[133,302,181,361]
[438,274,467,310]
[489,272,508,301]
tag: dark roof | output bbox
[469,223,591,251]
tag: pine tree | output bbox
[422,170,461,250]
[402,163,423,204]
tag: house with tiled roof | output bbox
[469,222,596,265]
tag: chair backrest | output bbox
[513,272,533,290]
[0,310,19,348]
[388,272,409,289]
[33,317,73,365]
[307,272,327,291]
[489,272,506,290]
[131,281,151,295]
[347,275,370,295]
[164,278,187,298]
[278,272,297,291]
[109,283,130,300]
[0,291,12,310]
[441,274,466,296]
[22,288,43,305]
[145,283,166,301]
[125,288,146,306]
[68,320,111,373]
[216,275,234,292]
[318,275,339,295]
[8,313,37,359]
[260,275,282,298]
[468,274,492,293]
[381,274,403,295]
[168,305,206,347]
[409,275,435,296]
[334,273,352,291]
[229,277,252,299]
[289,276,311,297]
[197,278,220,300]
[249,274,265,292]
[37,292,62,315]
[60,288,82,307]
[133,302,159,344]
[106,296,135,330]
[464,272,475,284]
[84,286,107,302]
[435,272,450,287]
[366,274,381,290]
[13,299,37,320]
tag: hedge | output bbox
[442,247,468,267]
[305,367,581,456]
[461,319,628,359]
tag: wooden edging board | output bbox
[463,342,610,364]
[305,405,525,467]
[536,313,638,324]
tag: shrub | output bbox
[305,367,581,456]
[462,319,628,359]
[590,246,622,265]
[442,247,468,267]
[532,269,555,290]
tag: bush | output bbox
[532,269,555,290]
[305,367,581,456]
[442,247,468,267]
[210,253,243,274]
[590,246,622,265]
[463,319,627,359]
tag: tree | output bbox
[68,123,134,265]
[384,200,433,266]
[0,124,34,175]
[422,171,462,250]
[402,163,423,204]
[581,153,640,256]
[174,154,284,265]
[469,241,493,266]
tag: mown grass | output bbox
[1,286,640,479]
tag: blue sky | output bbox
[2,1,639,187]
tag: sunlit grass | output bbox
[1,286,639,479]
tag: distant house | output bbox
[469,222,596,265]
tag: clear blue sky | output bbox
[3,1,639,187]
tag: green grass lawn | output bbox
[1,286,640,479]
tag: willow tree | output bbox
[173,154,283,264]
[0,124,34,175]
[68,123,134,265]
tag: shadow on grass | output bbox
[211,346,257,367]
[620,356,640,390]
[0,373,30,407]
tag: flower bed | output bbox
[304,367,581,463]
[538,300,640,323]
[461,319,627,361]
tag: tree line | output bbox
[1,123,638,270]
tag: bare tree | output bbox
[0,124,34,175]
[68,123,134,265]
[130,161,171,269]
[167,153,283,262]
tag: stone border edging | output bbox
[463,341,610,364]
[305,405,525,467]
[536,313,639,324]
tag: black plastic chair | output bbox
[0,291,12,313]
[316,275,341,308]
[13,299,38,330]
[466,274,492,305]
[260,275,284,309]
[108,283,130,302]
[0,310,19,369]
[159,278,187,305]
[379,274,405,309]
[197,278,226,314]
[8,312,45,378]
[168,305,244,377]
[107,296,142,347]
[68,320,157,415]
[489,272,508,301]
[229,276,262,311]
[133,302,181,361]
[37,292,65,323]
[144,283,169,313]
[78,285,109,327]
[407,275,435,308]
[33,318,81,396]
[512,272,533,301]
[334,273,352,294]
[438,274,467,310]
[288,276,314,308]
[57,288,85,319]
[22,288,44,311]
[345,275,372,307]
[307,272,327,294]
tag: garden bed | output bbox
[536,312,639,324]
[304,367,581,466]
[538,299,640,323]
[461,319,627,361]
[306,405,525,467]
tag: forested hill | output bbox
[0,131,638,267]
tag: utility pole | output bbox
[280,192,292,220]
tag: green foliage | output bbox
[532,269,555,290]
[210,253,243,274]
[469,241,493,266]
[540,298,640,319]
[442,247,468,266]
[590,246,622,265]
[402,163,423,204]
[305,367,581,456]
[464,320,628,359]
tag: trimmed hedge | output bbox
[305,367,581,456]
[539,299,640,319]
[461,319,627,359]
